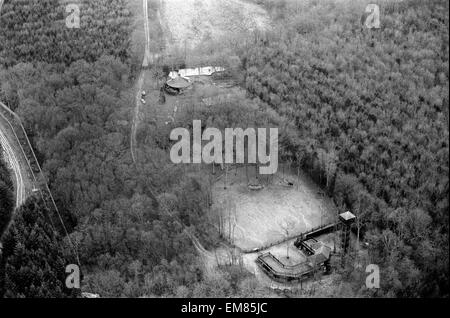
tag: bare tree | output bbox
[224,194,237,243]
[354,197,367,252]
[280,218,297,259]
[317,147,337,192]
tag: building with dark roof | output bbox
[164,76,192,95]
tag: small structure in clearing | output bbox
[295,237,324,256]
[256,211,356,283]
[164,76,192,95]
[164,66,224,95]
[256,240,332,283]
[338,211,356,253]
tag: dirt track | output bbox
[130,0,151,164]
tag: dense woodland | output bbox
[244,0,449,297]
[0,157,13,237]
[0,0,131,67]
[0,0,262,297]
[0,0,448,298]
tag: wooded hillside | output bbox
[244,0,449,297]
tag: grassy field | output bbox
[212,166,338,250]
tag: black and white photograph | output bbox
[0,0,448,303]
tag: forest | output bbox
[243,0,449,297]
[0,0,131,68]
[0,195,79,298]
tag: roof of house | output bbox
[166,76,192,89]
[339,211,356,221]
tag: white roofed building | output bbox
[168,66,225,79]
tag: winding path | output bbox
[0,127,25,206]
[130,0,150,164]
[130,71,145,164]
[0,103,34,207]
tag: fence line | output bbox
[241,222,337,254]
